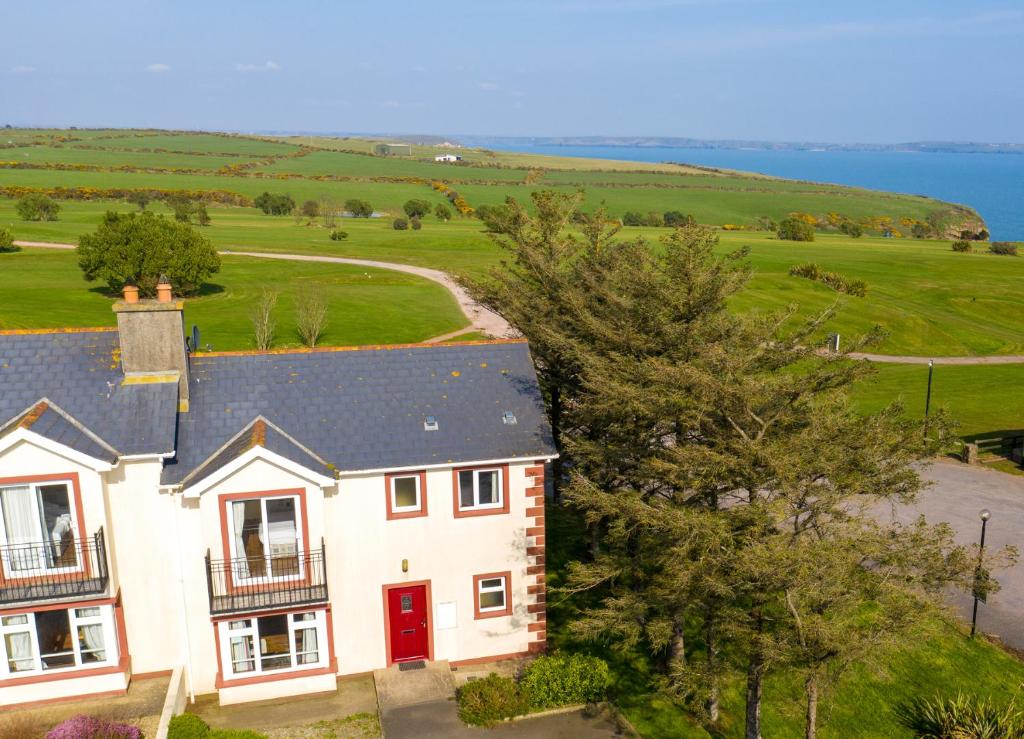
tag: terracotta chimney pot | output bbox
[156,275,172,303]
[123,285,139,304]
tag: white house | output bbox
[434,154,463,163]
[0,286,554,708]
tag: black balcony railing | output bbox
[205,539,328,615]
[0,528,109,605]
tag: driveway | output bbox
[878,459,1024,649]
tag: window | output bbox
[0,605,117,678]
[219,610,327,680]
[473,572,512,619]
[386,472,427,519]
[457,469,503,511]
[0,480,79,577]
[226,494,303,581]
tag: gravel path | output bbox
[847,352,1024,365]
[14,241,514,341]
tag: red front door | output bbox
[387,584,429,662]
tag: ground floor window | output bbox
[218,609,328,680]
[0,604,117,678]
[473,571,512,619]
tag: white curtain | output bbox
[296,627,318,664]
[1,487,39,572]
[232,502,249,579]
[79,624,106,662]
[230,635,254,673]
[4,631,35,672]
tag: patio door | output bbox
[387,584,429,663]
[0,482,77,576]
[228,495,302,581]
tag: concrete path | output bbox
[381,701,623,738]
[12,240,513,341]
[878,459,1024,649]
[847,352,1024,365]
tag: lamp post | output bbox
[970,508,991,638]
[923,360,935,438]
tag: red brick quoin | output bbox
[524,461,547,653]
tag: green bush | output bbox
[329,229,348,241]
[520,653,610,710]
[392,217,409,230]
[167,714,268,739]
[167,713,209,739]
[15,193,60,221]
[434,203,452,221]
[789,262,867,297]
[344,198,373,218]
[839,221,863,238]
[778,217,815,241]
[952,240,972,253]
[900,692,1024,737]
[456,673,528,727]
[253,192,294,216]
[403,199,432,219]
[990,242,1019,256]
[410,217,422,231]
[0,227,18,253]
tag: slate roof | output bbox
[0,330,177,457]
[0,330,556,486]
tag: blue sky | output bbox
[2,0,1022,143]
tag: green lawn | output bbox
[546,506,1024,738]
[0,248,467,350]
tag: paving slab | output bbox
[381,701,623,738]
[374,661,455,711]
[189,674,378,731]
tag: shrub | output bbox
[254,192,295,216]
[952,240,972,253]
[839,221,863,238]
[209,731,269,739]
[519,653,610,710]
[300,199,319,218]
[911,222,930,239]
[476,203,512,232]
[899,693,1024,738]
[643,211,664,228]
[778,217,815,241]
[392,217,409,230]
[15,193,60,221]
[403,199,432,219]
[457,674,528,727]
[46,715,142,739]
[410,217,422,231]
[434,203,452,221]
[344,198,374,218]
[195,203,211,227]
[126,190,151,210]
[622,211,644,226]
[990,242,1018,256]
[329,229,348,241]
[789,262,867,297]
[664,211,695,228]
[78,211,221,297]
[168,713,210,739]
[0,227,18,253]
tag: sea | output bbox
[490,144,1024,241]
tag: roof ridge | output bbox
[0,326,117,336]
[196,337,526,358]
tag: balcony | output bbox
[0,528,110,606]
[205,540,328,615]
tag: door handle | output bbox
[421,619,427,628]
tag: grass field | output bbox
[2,129,1020,442]
[0,248,467,349]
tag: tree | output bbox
[778,217,815,241]
[411,217,422,230]
[622,211,644,226]
[664,211,696,228]
[403,199,432,219]
[166,195,193,223]
[476,203,512,232]
[15,194,60,221]
[344,199,373,218]
[194,203,211,227]
[319,196,338,229]
[301,200,319,219]
[434,203,452,221]
[911,223,930,239]
[392,217,409,230]
[251,287,278,350]
[77,211,221,297]
[126,191,151,211]
[473,196,997,738]
[254,192,295,216]
[295,286,328,347]
[0,227,18,253]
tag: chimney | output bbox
[112,280,190,410]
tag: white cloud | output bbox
[146,63,171,73]
[478,81,499,91]
[235,61,280,73]
[11,65,35,74]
